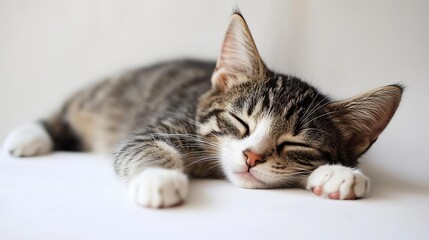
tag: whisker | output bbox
[301,128,334,138]
[299,96,330,125]
[300,92,320,123]
[302,110,338,127]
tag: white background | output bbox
[0,1,428,239]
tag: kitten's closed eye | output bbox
[230,113,249,138]
[277,141,312,152]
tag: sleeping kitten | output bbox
[3,12,402,208]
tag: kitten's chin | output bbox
[229,171,267,189]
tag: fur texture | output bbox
[4,12,403,208]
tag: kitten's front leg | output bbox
[128,167,188,208]
[114,130,191,208]
[306,165,370,200]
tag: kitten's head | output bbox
[196,12,402,189]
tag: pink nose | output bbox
[243,150,265,168]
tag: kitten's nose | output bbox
[243,150,265,168]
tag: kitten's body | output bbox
[4,12,402,208]
[42,60,215,155]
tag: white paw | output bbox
[306,165,370,200]
[129,168,188,208]
[3,123,53,157]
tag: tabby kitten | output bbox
[4,12,402,208]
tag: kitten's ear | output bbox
[326,85,403,158]
[212,13,266,91]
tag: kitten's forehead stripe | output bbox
[231,75,331,134]
[265,76,279,89]
[262,92,271,108]
[284,104,296,121]
[199,109,224,124]
[246,97,256,116]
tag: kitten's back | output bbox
[43,59,215,154]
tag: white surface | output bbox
[1,1,429,239]
[0,152,428,240]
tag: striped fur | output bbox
[6,12,403,202]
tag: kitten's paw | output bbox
[129,168,188,208]
[306,165,370,200]
[4,123,53,157]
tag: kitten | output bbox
[4,11,402,208]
